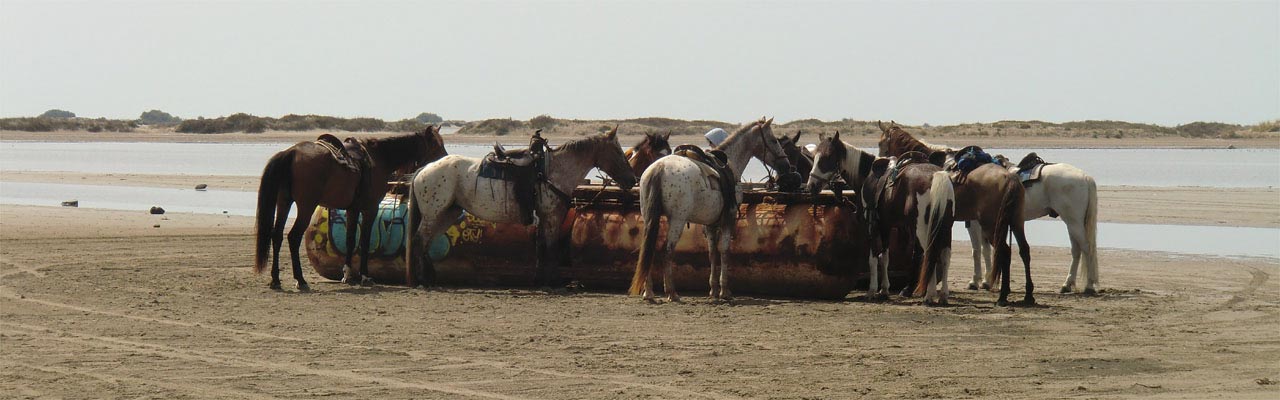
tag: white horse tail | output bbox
[630,165,665,296]
[1084,175,1099,286]
[404,176,422,286]
[915,171,955,296]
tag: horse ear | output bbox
[833,130,841,140]
[764,117,774,128]
[608,125,618,138]
[663,131,671,140]
[877,120,888,133]
[792,131,802,143]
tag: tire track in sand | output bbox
[0,321,527,400]
[0,287,740,400]
[1,359,280,400]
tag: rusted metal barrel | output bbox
[306,184,907,299]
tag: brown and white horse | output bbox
[624,131,672,178]
[629,118,793,302]
[807,132,956,304]
[878,122,1035,306]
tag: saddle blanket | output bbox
[329,197,408,257]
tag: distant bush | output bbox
[460,118,525,136]
[174,113,420,133]
[529,114,558,130]
[0,117,135,132]
[38,109,75,119]
[1175,122,1241,138]
[138,110,181,125]
[414,112,443,124]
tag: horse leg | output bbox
[715,224,733,300]
[967,221,984,290]
[662,220,686,303]
[878,246,891,299]
[705,227,721,299]
[1015,223,1034,305]
[356,207,378,286]
[341,207,361,285]
[867,251,881,299]
[289,202,318,292]
[1062,219,1087,293]
[412,207,460,288]
[938,244,951,305]
[981,237,994,289]
[268,195,291,290]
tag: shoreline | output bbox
[4,129,1279,148]
[3,171,1277,228]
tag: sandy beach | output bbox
[1,131,1277,399]
[0,204,1277,399]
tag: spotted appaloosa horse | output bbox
[254,127,448,291]
[404,129,637,287]
[807,132,956,305]
[624,131,672,177]
[878,122,1035,306]
[629,117,793,302]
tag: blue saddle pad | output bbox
[329,198,408,257]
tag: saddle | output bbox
[885,151,929,190]
[477,132,548,225]
[1013,152,1051,185]
[948,145,996,183]
[673,144,738,224]
[315,134,364,173]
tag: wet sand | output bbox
[0,204,1277,399]
[4,170,1277,228]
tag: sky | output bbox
[0,0,1276,126]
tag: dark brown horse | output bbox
[254,127,448,291]
[807,132,955,304]
[624,131,672,177]
[877,122,1034,306]
[778,130,812,183]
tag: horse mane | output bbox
[552,132,611,154]
[364,127,437,166]
[889,125,950,154]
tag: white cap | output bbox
[704,128,729,147]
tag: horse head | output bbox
[750,117,794,175]
[594,126,639,190]
[806,131,846,195]
[413,125,448,170]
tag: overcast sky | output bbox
[1,1,1276,125]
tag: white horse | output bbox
[629,117,793,302]
[404,129,637,287]
[967,157,1099,294]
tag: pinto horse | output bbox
[404,129,638,287]
[968,154,1100,294]
[806,132,956,304]
[629,117,793,302]
[254,127,448,291]
[877,122,1035,306]
[624,131,672,177]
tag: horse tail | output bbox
[254,149,294,274]
[1083,174,1099,285]
[404,174,421,286]
[914,171,955,297]
[629,165,664,296]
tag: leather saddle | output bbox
[478,133,548,225]
[315,134,366,173]
[673,144,738,224]
[948,145,996,183]
[885,151,929,189]
[1013,152,1051,185]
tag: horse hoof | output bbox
[980,282,992,290]
[1082,287,1097,296]
[996,299,1009,307]
[939,299,949,307]
[644,297,657,304]
[296,282,310,292]
[361,276,375,287]
[1060,285,1073,294]
[666,295,682,303]
[967,282,979,291]
[268,281,282,291]
[1023,296,1036,305]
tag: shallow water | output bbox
[3,181,1275,259]
[2,141,1277,187]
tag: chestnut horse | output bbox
[624,131,672,177]
[254,127,448,291]
[807,132,956,304]
[878,122,1035,306]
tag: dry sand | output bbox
[0,205,1277,399]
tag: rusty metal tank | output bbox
[305,184,909,299]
